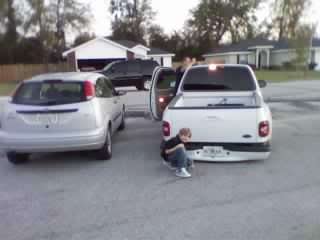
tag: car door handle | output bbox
[113,100,118,104]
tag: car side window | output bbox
[96,78,113,98]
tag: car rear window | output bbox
[12,81,86,106]
[183,66,256,91]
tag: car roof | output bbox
[24,72,104,83]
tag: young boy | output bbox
[163,128,194,178]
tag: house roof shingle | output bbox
[148,47,173,55]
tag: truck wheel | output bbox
[7,152,29,165]
[95,128,112,160]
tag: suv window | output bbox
[13,81,85,106]
[127,61,141,73]
[142,60,158,73]
[96,78,113,98]
[183,66,256,91]
[156,70,176,90]
[113,62,127,73]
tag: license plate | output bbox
[203,146,224,157]
[36,114,59,124]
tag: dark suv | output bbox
[99,59,159,90]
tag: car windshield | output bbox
[12,81,86,106]
[182,66,256,91]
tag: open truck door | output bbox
[149,67,178,121]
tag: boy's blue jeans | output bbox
[167,147,190,169]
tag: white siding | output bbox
[149,56,173,67]
[248,53,255,65]
[163,56,172,67]
[314,49,320,64]
[131,46,148,59]
[270,50,296,66]
[205,55,230,64]
[76,39,127,60]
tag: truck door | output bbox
[149,67,177,120]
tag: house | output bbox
[203,37,320,69]
[62,37,175,71]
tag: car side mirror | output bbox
[258,80,267,88]
[116,90,126,96]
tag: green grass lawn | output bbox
[0,82,17,96]
[255,70,320,82]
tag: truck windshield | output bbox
[182,66,256,91]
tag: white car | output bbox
[150,64,272,162]
[0,72,126,164]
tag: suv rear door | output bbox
[149,67,177,120]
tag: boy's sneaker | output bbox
[175,168,192,178]
[162,160,177,170]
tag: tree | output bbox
[51,0,90,61]
[0,0,19,63]
[187,0,262,56]
[290,24,315,71]
[273,0,311,40]
[110,0,154,44]
[73,32,96,47]
[148,25,168,49]
[25,0,90,62]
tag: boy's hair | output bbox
[179,128,192,137]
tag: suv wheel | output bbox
[95,128,112,160]
[7,152,30,165]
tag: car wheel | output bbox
[118,108,126,131]
[96,128,112,160]
[7,152,29,165]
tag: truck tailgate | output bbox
[168,108,258,143]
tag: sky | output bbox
[79,0,320,40]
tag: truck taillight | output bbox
[259,121,270,137]
[84,81,95,100]
[163,121,170,137]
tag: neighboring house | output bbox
[203,38,320,69]
[62,37,175,71]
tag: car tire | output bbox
[7,152,29,165]
[95,128,112,160]
[118,108,126,131]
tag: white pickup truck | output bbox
[149,64,272,162]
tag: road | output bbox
[1,81,320,240]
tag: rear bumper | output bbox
[185,142,271,162]
[0,128,106,153]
